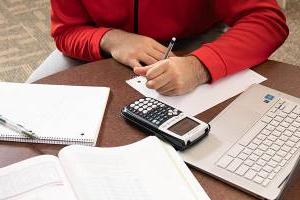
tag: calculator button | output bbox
[139,99,144,102]
[142,105,147,109]
[138,108,143,112]
[130,104,135,107]
[134,106,139,109]
[152,105,157,108]
[147,107,152,111]
[142,110,147,114]
[127,107,133,111]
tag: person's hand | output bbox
[134,56,211,96]
[100,29,169,68]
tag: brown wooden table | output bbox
[0,59,299,200]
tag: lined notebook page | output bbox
[0,82,110,145]
[0,155,77,200]
[58,137,210,200]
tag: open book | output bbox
[0,137,210,200]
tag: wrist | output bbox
[100,29,123,54]
[186,56,211,84]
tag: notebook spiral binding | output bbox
[0,134,94,146]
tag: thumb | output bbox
[134,65,153,76]
[128,59,142,69]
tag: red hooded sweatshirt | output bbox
[51,0,288,81]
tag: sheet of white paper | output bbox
[126,69,267,116]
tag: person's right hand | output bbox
[100,29,169,68]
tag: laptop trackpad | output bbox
[211,103,262,143]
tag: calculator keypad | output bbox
[127,97,181,127]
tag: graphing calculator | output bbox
[121,97,210,151]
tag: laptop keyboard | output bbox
[216,98,300,187]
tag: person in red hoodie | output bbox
[27,0,288,96]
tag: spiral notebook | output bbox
[0,82,110,146]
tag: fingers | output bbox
[147,49,164,61]
[134,65,152,76]
[152,42,168,54]
[151,40,176,58]
[138,53,157,66]
[128,59,142,69]
[156,82,175,94]
[145,60,168,79]
[134,59,168,78]
[146,72,171,90]
[161,89,178,96]
[129,39,168,68]
[139,46,165,65]
[129,50,159,72]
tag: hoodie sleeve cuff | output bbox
[90,27,112,60]
[191,45,227,81]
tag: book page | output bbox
[0,155,77,200]
[58,137,209,200]
[160,141,211,200]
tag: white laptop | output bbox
[180,84,300,200]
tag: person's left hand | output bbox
[134,56,211,96]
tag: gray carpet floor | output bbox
[270,0,300,66]
[0,0,299,82]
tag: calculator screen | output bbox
[168,117,199,136]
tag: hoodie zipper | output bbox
[133,0,139,33]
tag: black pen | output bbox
[162,37,176,60]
